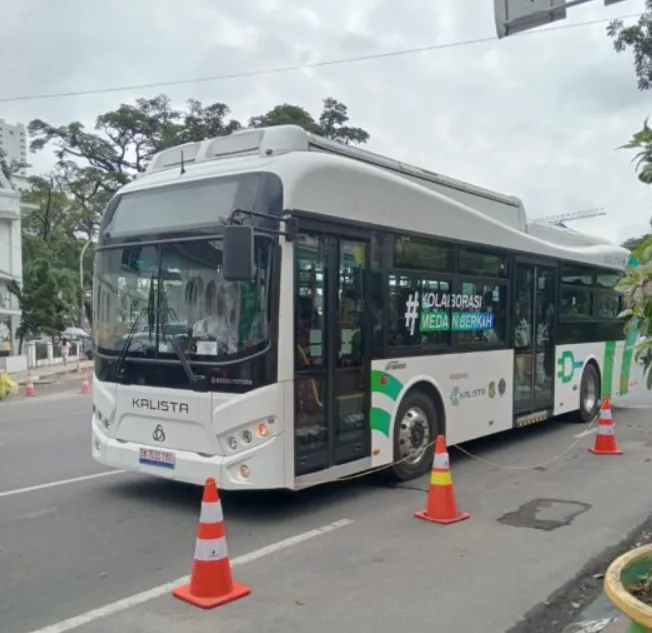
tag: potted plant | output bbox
[604,544,652,632]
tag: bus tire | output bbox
[389,389,439,482]
[578,362,601,423]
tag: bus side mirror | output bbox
[223,225,255,282]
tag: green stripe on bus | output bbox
[370,407,391,437]
[620,331,637,396]
[370,370,403,401]
[602,340,617,398]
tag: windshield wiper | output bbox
[159,307,208,392]
[112,307,149,381]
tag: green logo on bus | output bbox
[556,350,584,384]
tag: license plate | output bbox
[139,447,175,469]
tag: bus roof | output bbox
[127,125,628,271]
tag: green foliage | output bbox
[7,258,77,342]
[28,94,368,193]
[617,246,652,389]
[618,119,652,185]
[607,1,652,91]
[249,98,369,145]
[621,217,652,256]
[19,94,368,332]
[0,148,29,183]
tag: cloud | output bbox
[0,0,649,243]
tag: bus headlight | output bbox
[94,406,112,431]
[218,417,276,455]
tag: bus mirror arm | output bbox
[226,209,297,242]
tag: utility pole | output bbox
[79,238,92,329]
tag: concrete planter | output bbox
[605,544,652,632]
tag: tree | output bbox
[8,258,77,351]
[618,118,652,186]
[622,216,652,253]
[28,94,370,194]
[607,2,652,91]
[24,95,369,330]
[250,98,369,145]
[17,175,94,327]
[29,95,242,193]
[0,148,29,183]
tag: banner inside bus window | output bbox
[403,290,494,335]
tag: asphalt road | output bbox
[1,378,651,633]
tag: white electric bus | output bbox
[91,124,636,490]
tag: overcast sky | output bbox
[0,0,650,244]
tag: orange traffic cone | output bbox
[589,397,622,455]
[415,435,470,525]
[173,478,250,609]
[24,372,35,397]
[81,371,91,395]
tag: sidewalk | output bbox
[599,616,627,632]
[7,359,92,385]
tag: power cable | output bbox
[0,11,643,104]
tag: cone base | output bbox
[172,580,251,609]
[589,447,623,455]
[414,509,471,525]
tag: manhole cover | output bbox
[498,498,591,531]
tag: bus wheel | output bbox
[390,390,438,482]
[578,363,601,423]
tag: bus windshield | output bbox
[94,235,274,364]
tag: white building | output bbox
[0,119,27,170]
[0,167,25,372]
[0,119,28,192]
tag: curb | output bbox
[11,366,87,386]
[561,593,622,632]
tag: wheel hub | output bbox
[584,373,597,414]
[398,406,430,464]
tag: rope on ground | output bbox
[295,415,598,488]
[451,416,598,471]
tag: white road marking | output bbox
[26,518,354,633]
[2,391,87,406]
[0,470,126,499]
[574,427,598,439]
[16,507,59,521]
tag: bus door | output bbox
[294,231,372,477]
[513,261,557,417]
